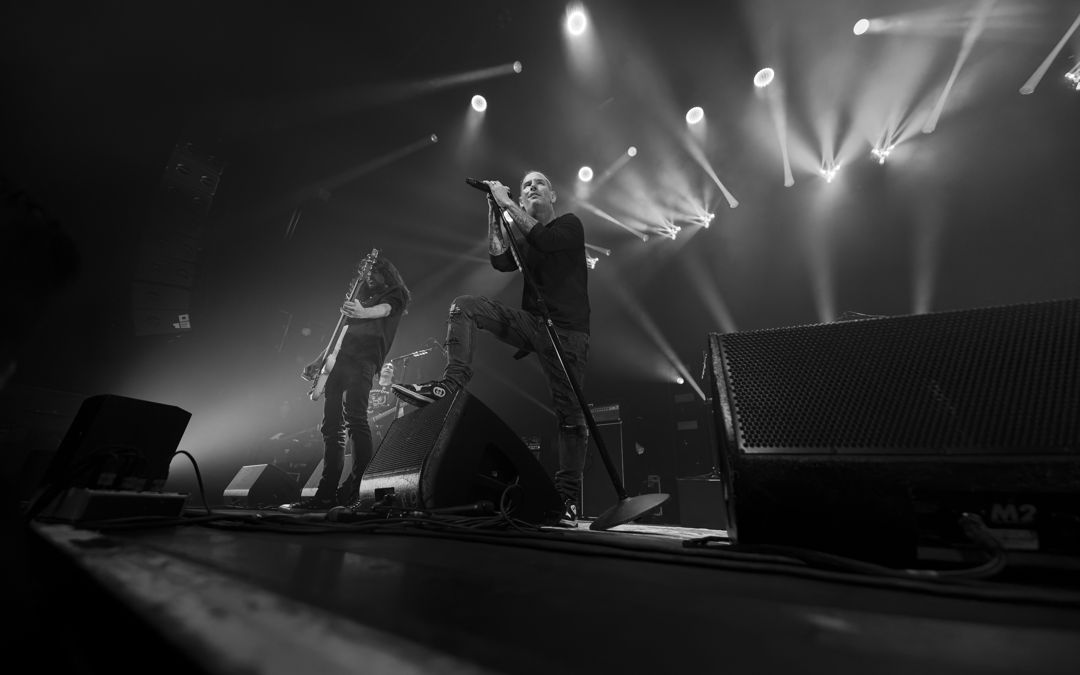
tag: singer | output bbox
[392,170,590,526]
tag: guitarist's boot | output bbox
[335,473,361,506]
[279,492,336,512]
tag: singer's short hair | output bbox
[519,170,552,192]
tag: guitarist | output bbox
[282,253,411,511]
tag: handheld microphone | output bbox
[465,178,513,202]
[465,177,491,194]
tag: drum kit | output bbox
[367,338,445,443]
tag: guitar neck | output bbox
[321,277,364,356]
[321,249,378,357]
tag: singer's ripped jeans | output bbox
[442,295,589,504]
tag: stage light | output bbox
[513,61,523,74]
[686,106,704,125]
[585,254,598,269]
[566,5,588,36]
[853,19,870,35]
[703,212,715,227]
[627,146,638,157]
[871,144,896,164]
[471,95,487,112]
[1067,63,1080,91]
[820,162,840,183]
[430,134,438,143]
[1020,10,1080,95]
[675,376,685,385]
[578,166,594,182]
[753,67,775,88]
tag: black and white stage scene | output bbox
[3,1,1080,673]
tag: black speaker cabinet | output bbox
[300,455,355,498]
[355,389,563,524]
[29,394,191,503]
[582,421,623,518]
[707,298,1080,565]
[676,476,729,530]
[223,464,299,509]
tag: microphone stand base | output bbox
[588,493,670,532]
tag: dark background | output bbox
[3,0,1078,513]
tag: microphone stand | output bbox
[488,190,669,531]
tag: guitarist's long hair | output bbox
[361,256,411,313]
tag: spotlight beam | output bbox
[680,136,739,208]
[684,255,738,334]
[318,133,438,193]
[764,86,795,187]
[408,241,490,299]
[263,133,439,226]
[1020,9,1080,95]
[590,153,633,192]
[609,284,706,402]
[475,360,555,416]
[423,62,523,89]
[575,200,644,238]
[912,201,944,315]
[222,63,521,137]
[923,0,996,134]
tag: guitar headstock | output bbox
[358,248,380,282]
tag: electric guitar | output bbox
[307,248,379,401]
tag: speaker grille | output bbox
[715,299,1080,453]
[365,395,452,476]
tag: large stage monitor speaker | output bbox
[355,389,563,524]
[707,298,1080,565]
[223,464,299,509]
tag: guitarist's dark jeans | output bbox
[317,356,377,502]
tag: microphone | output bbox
[466,178,513,201]
[465,177,491,194]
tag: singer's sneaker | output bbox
[391,380,455,407]
[557,499,579,528]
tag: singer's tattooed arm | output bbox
[488,198,508,255]
[500,201,539,238]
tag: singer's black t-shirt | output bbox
[490,212,590,334]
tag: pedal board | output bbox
[34,488,189,522]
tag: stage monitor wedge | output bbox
[707,298,1080,565]
[25,394,192,519]
[356,389,563,525]
[224,464,300,509]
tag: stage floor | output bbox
[14,505,1080,675]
